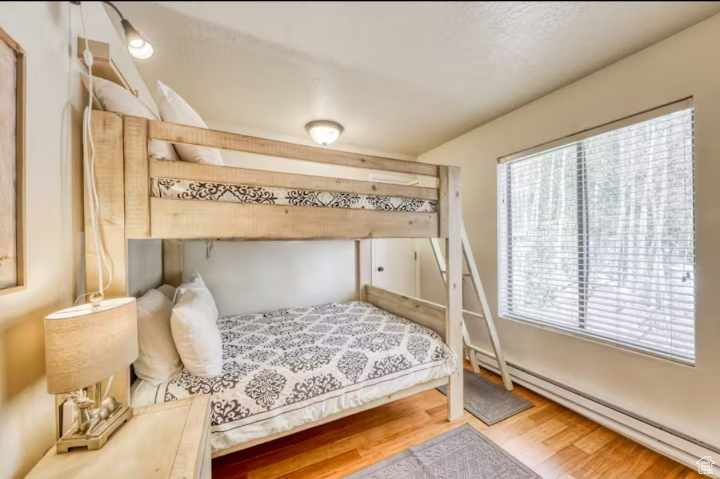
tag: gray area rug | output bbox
[438,370,533,425]
[347,425,540,479]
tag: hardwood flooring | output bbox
[212,367,702,479]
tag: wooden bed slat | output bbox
[148,120,439,177]
[87,112,127,296]
[365,285,446,338]
[149,159,438,201]
[150,198,439,240]
[124,116,150,237]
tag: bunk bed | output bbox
[85,110,466,457]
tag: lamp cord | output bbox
[74,3,114,305]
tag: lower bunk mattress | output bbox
[132,301,456,452]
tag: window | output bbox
[497,100,695,363]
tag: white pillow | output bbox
[83,76,179,162]
[171,274,222,377]
[133,289,182,383]
[157,284,177,302]
[156,81,224,165]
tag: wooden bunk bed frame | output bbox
[85,110,465,456]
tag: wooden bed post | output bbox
[355,239,372,301]
[442,166,464,421]
[84,111,130,403]
[162,239,184,287]
[123,116,150,238]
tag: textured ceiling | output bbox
[115,1,720,156]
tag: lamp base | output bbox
[56,405,132,453]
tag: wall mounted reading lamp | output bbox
[71,1,154,59]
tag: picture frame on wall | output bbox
[0,27,25,293]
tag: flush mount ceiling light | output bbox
[305,120,344,146]
[73,1,155,59]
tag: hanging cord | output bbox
[74,4,114,305]
[72,3,117,402]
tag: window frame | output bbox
[496,97,696,365]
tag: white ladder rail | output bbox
[429,225,513,391]
[460,224,513,391]
[429,238,477,372]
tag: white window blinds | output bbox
[498,101,695,363]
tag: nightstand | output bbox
[27,395,212,479]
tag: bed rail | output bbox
[364,285,446,339]
[148,119,439,176]
[90,111,453,240]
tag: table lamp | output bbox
[44,297,138,453]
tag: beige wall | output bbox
[0,3,155,477]
[128,240,163,298]
[182,240,357,315]
[419,13,720,447]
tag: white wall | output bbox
[128,240,162,298]
[0,3,156,477]
[419,13,720,448]
[183,240,356,315]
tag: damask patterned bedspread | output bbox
[132,301,456,451]
[152,177,437,213]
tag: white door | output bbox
[372,239,418,296]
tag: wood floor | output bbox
[212,367,701,479]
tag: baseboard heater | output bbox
[472,348,719,477]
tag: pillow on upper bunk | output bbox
[156,81,224,166]
[133,288,183,383]
[170,274,223,377]
[82,75,179,162]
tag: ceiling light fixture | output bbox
[73,1,155,59]
[305,120,344,146]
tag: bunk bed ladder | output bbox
[429,224,513,391]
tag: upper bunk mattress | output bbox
[152,177,437,213]
[132,301,455,452]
